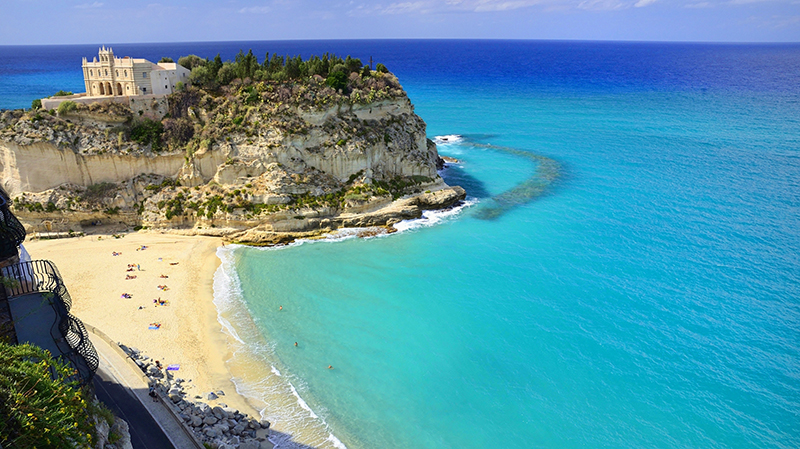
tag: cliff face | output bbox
[0,74,464,243]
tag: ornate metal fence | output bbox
[0,191,26,261]
[1,260,98,386]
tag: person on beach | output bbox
[149,386,158,402]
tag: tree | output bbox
[159,57,174,63]
[0,342,94,448]
[189,65,215,89]
[177,54,206,70]
[376,63,389,73]
[216,63,237,85]
[208,54,223,79]
[326,71,347,92]
[31,99,41,110]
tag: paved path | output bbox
[93,364,175,449]
[88,331,202,449]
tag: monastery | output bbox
[41,47,190,113]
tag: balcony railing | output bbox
[1,260,98,386]
[2,260,73,311]
[0,190,26,261]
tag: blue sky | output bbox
[2,0,798,44]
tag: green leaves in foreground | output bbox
[0,342,93,448]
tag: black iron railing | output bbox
[57,313,100,386]
[2,260,98,386]
[2,260,72,311]
[0,188,26,261]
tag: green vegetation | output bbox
[56,101,77,116]
[82,182,116,201]
[52,90,73,97]
[185,49,378,91]
[130,118,164,151]
[159,57,174,63]
[30,99,41,110]
[0,342,94,448]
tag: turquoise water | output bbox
[222,44,800,449]
[2,40,797,449]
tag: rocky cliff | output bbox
[0,71,464,244]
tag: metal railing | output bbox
[57,313,100,386]
[0,190,26,261]
[2,260,97,386]
[2,260,72,311]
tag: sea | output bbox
[1,40,799,449]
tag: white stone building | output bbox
[81,46,190,97]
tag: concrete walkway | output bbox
[88,328,203,449]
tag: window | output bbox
[165,85,168,89]
[89,70,93,76]
[126,86,130,91]
[105,69,108,76]
[143,72,147,78]
[124,70,128,77]
[143,87,147,93]
[115,70,119,77]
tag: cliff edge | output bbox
[1,67,464,244]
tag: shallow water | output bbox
[4,40,799,449]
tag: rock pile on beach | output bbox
[121,345,271,449]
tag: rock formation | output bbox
[0,70,464,244]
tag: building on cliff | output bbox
[41,46,190,113]
[82,46,190,97]
[0,187,98,386]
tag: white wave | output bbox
[289,382,319,419]
[393,197,478,232]
[271,365,282,377]
[433,134,463,145]
[327,433,348,449]
[213,247,247,344]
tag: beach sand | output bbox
[24,231,261,419]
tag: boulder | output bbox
[203,416,218,426]
[212,406,227,419]
[207,391,218,400]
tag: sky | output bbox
[1,0,798,44]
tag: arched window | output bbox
[105,69,108,76]
[89,70,93,76]
[115,70,119,77]
[124,70,128,77]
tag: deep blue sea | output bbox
[3,40,799,449]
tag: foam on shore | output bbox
[209,193,474,448]
[213,245,350,449]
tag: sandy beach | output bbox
[24,231,261,419]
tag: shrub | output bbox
[130,118,164,151]
[376,63,388,73]
[159,57,174,63]
[0,342,94,448]
[326,71,347,92]
[82,182,117,201]
[56,101,77,116]
[52,90,73,97]
[30,99,41,110]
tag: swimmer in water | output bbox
[328,365,333,369]
[279,306,283,310]
[294,342,298,346]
